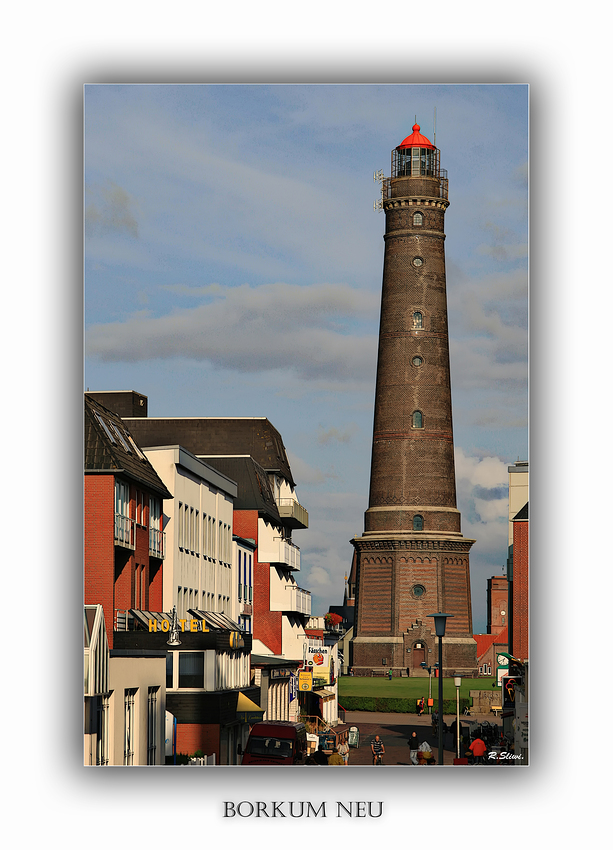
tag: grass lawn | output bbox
[338,675,500,703]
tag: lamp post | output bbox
[454,676,462,759]
[428,613,453,766]
[420,661,439,714]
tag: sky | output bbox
[84,83,528,633]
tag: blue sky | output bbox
[84,84,528,632]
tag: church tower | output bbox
[351,123,477,676]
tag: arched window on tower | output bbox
[413,212,423,226]
[413,515,424,531]
[413,311,423,329]
[412,410,423,429]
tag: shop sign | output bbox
[298,671,312,692]
[149,617,208,633]
[270,667,293,680]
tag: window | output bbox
[179,652,204,688]
[413,515,424,531]
[412,256,423,267]
[166,653,174,690]
[147,687,159,765]
[96,696,109,766]
[123,688,137,765]
[413,212,423,226]
[413,583,426,597]
[413,312,423,329]
[412,410,423,429]
[412,356,423,367]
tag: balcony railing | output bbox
[149,527,166,559]
[114,514,135,549]
[276,498,309,529]
[259,538,301,571]
[285,585,311,616]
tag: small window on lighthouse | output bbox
[413,515,424,531]
[413,212,423,226]
[412,410,423,429]
[413,312,423,328]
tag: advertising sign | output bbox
[289,673,297,702]
[304,645,332,684]
[298,671,312,692]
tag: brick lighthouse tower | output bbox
[351,123,477,676]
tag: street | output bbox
[332,711,505,766]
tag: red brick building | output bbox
[84,395,173,647]
[487,575,509,635]
[510,502,529,660]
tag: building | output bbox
[84,394,173,648]
[351,123,477,676]
[202,454,311,660]
[114,609,258,764]
[140,445,238,618]
[487,575,509,635]
[84,604,168,766]
[507,461,529,654]
[510,502,529,661]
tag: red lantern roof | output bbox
[397,123,435,150]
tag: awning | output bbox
[236,692,265,723]
[314,689,335,702]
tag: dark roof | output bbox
[199,455,281,524]
[84,395,172,500]
[512,501,529,521]
[123,416,296,487]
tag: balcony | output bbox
[114,514,135,550]
[149,527,166,559]
[258,537,301,570]
[270,585,311,616]
[276,498,309,529]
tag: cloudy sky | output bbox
[84,84,528,632]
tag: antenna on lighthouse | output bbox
[433,107,437,146]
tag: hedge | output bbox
[340,695,471,714]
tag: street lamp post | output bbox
[454,676,462,759]
[428,613,453,766]
[420,661,438,714]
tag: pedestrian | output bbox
[468,736,488,765]
[408,731,420,765]
[371,735,385,765]
[338,738,350,765]
[328,745,344,766]
[417,698,425,716]
[388,668,393,680]
[312,744,329,765]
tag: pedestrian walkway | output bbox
[335,711,503,766]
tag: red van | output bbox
[241,721,307,765]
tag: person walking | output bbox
[417,698,425,716]
[371,735,385,765]
[468,736,488,765]
[408,731,421,765]
[328,745,344,766]
[312,744,329,765]
[338,738,350,765]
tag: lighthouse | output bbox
[351,123,477,676]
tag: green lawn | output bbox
[338,675,499,704]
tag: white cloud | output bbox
[86,281,379,384]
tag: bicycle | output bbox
[373,752,384,765]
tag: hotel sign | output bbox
[149,617,209,633]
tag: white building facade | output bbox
[143,446,238,618]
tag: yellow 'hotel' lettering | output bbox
[148,618,209,633]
